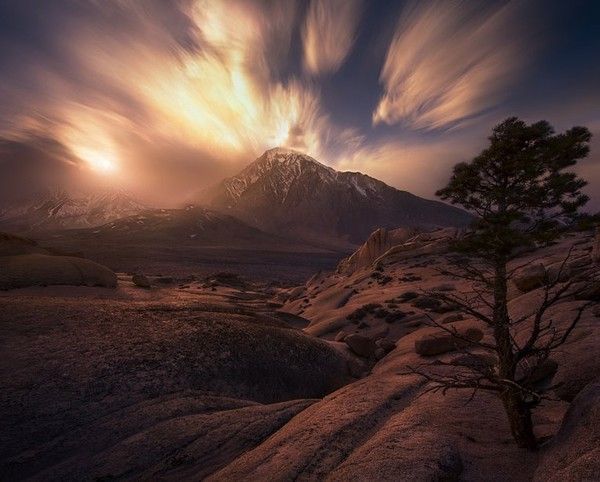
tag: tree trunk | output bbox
[502,391,538,450]
[492,258,538,450]
[492,258,514,377]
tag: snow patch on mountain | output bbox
[219,148,376,204]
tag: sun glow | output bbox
[77,147,119,174]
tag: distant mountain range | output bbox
[199,147,472,246]
[0,189,146,232]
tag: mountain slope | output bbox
[0,189,147,232]
[200,148,472,246]
[78,206,288,247]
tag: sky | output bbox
[0,0,599,209]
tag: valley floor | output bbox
[35,234,347,284]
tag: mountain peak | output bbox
[258,147,332,171]
[264,146,303,156]
[200,150,472,246]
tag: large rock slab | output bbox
[207,375,423,481]
[0,253,117,289]
[328,414,463,481]
[552,328,600,401]
[0,296,355,479]
[337,227,416,274]
[535,379,600,482]
[344,334,377,358]
[33,398,315,481]
[132,272,151,288]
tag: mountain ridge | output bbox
[0,188,147,232]
[199,147,472,247]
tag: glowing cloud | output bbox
[373,1,534,130]
[48,0,351,166]
[302,0,362,75]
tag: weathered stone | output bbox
[375,338,396,354]
[554,344,600,402]
[286,285,305,301]
[451,353,496,370]
[573,281,600,301]
[412,296,442,310]
[535,379,600,481]
[336,227,416,275]
[345,334,377,358]
[441,313,465,324]
[415,327,484,356]
[132,273,151,288]
[374,348,387,360]
[545,261,572,284]
[519,358,558,385]
[513,263,546,292]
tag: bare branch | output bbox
[424,289,494,326]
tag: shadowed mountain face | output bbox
[200,148,472,246]
[73,206,285,246]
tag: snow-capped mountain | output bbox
[0,188,147,231]
[199,147,472,246]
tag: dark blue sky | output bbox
[0,0,599,208]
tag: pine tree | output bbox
[411,118,592,449]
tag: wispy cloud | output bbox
[373,1,537,130]
[335,133,480,200]
[302,0,362,75]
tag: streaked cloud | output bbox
[302,0,362,75]
[335,133,479,200]
[0,0,597,209]
[373,1,536,130]
[0,0,358,198]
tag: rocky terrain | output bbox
[0,227,598,480]
[200,148,472,247]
